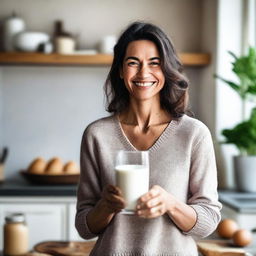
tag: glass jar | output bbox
[3,213,29,255]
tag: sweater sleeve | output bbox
[75,128,101,240]
[183,127,222,238]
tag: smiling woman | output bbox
[75,22,222,255]
[105,22,189,119]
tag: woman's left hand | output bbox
[136,185,174,218]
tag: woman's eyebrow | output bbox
[124,56,160,61]
[125,56,139,61]
[149,57,160,61]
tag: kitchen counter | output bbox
[219,190,256,213]
[0,177,77,196]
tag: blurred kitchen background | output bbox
[0,0,216,181]
[1,0,256,254]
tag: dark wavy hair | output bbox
[104,21,190,118]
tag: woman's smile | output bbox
[133,81,157,87]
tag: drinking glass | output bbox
[115,150,149,214]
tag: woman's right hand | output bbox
[100,184,126,214]
[86,185,126,234]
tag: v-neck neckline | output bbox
[114,114,182,152]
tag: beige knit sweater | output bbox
[75,114,222,256]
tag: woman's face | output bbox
[121,40,165,102]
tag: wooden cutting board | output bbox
[197,240,247,256]
[34,239,248,256]
[34,241,96,256]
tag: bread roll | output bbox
[63,161,79,174]
[27,157,47,174]
[45,157,63,174]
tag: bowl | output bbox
[14,32,50,52]
[20,170,80,185]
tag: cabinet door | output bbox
[68,203,97,242]
[68,203,84,241]
[221,204,256,230]
[0,203,67,250]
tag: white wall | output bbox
[0,0,205,178]
[199,0,217,135]
[2,67,108,178]
[0,0,203,52]
[0,68,3,146]
[215,0,243,189]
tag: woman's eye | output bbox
[128,62,139,66]
[150,62,160,66]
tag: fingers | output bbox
[106,193,125,207]
[137,185,160,209]
[137,196,161,212]
[105,184,122,196]
[137,203,166,218]
[102,185,126,213]
[139,186,160,202]
[136,185,169,218]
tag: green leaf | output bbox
[221,108,256,155]
[216,48,256,155]
[214,75,240,93]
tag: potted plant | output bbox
[215,47,256,192]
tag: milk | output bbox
[115,164,149,211]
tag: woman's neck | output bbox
[119,98,171,132]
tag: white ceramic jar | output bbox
[3,213,29,256]
[55,36,75,54]
[3,13,26,51]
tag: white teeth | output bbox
[134,82,155,87]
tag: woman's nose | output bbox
[137,64,150,78]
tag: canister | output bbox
[3,213,29,255]
[3,13,26,51]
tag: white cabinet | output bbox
[221,203,256,231]
[219,191,256,231]
[0,197,83,250]
[68,203,84,241]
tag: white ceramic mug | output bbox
[99,35,117,54]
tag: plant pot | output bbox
[233,156,256,192]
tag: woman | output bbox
[75,22,222,255]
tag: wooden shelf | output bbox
[0,52,210,66]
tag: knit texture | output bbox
[75,114,222,256]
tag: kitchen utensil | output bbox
[20,170,79,185]
[0,147,8,182]
[34,241,96,256]
[3,12,26,51]
[14,32,50,52]
[197,239,247,256]
[0,164,4,182]
[0,147,9,164]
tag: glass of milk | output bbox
[115,150,149,214]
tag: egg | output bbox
[216,219,239,238]
[63,161,79,174]
[27,157,46,174]
[45,157,63,174]
[232,229,253,247]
